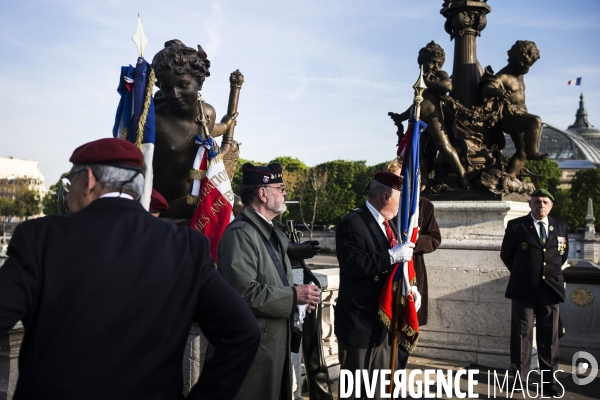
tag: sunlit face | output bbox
[423,56,444,74]
[380,189,401,220]
[263,184,287,215]
[157,70,200,113]
[529,196,553,220]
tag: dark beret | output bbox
[373,172,402,190]
[149,189,169,213]
[70,138,144,171]
[531,188,554,201]
[242,163,283,185]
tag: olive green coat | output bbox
[217,206,294,400]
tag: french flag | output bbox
[568,77,582,86]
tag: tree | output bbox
[523,159,561,195]
[230,157,261,194]
[298,167,328,239]
[12,188,41,218]
[568,169,600,229]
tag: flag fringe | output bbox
[190,169,207,180]
[136,68,155,149]
[187,194,199,206]
[121,127,128,140]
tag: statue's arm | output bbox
[425,71,452,94]
[211,113,238,138]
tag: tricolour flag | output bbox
[187,135,234,263]
[567,77,582,86]
[112,57,156,210]
[378,118,427,354]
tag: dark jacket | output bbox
[500,213,569,303]
[0,198,260,400]
[335,203,397,348]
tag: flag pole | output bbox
[389,65,427,396]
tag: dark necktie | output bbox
[539,221,547,245]
[382,220,398,248]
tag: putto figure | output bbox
[151,39,236,218]
[389,41,470,190]
[481,40,548,178]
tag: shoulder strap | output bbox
[239,214,290,287]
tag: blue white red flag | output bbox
[378,118,427,354]
[567,77,582,86]
[112,57,156,210]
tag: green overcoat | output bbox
[217,206,294,400]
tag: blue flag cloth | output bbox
[112,57,156,210]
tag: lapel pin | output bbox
[549,226,554,231]
[522,242,528,250]
[529,226,533,229]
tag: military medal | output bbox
[522,242,528,250]
[557,236,566,255]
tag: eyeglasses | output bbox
[263,185,286,194]
[60,169,87,193]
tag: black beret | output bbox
[242,163,283,185]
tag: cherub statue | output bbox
[480,40,548,180]
[389,41,470,189]
[151,40,237,218]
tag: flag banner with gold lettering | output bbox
[378,119,426,354]
[188,135,234,262]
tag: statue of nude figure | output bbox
[480,40,548,177]
[389,41,470,190]
[151,40,236,218]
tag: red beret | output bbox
[149,189,169,213]
[373,172,402,190]
[70,138,144,170]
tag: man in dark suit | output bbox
[500,189,568,397]
[335,172,416,400]
[0,138,260,400]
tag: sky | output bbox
[1,0,599,187]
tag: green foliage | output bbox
[0,188,42,218]
[568,169,600,229]
[524,159,561,195]
[549,190,572,226]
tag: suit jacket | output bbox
[500,213,569,304]
[334,203,397,348]
[217,206,294,400]
[0,198,260,400]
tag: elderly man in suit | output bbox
[500,188,568,397]
[0,138,260,400]
[335,172,417,399]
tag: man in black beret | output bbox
[0,138,261,400]
[335,172,417,399]
[501,188,568,396]
[217,162,321,400]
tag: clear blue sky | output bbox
[1,0,598,187]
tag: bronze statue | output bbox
[389,42,470,190]
[480,40,548,178]
[151,40,237,218]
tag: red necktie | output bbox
[382,220,398,248]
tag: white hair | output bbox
[74,164,144,198]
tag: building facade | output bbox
[0,157,46,200]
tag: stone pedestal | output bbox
[412,201,530,368]
[0,323,23,400]
[560,261,600,361]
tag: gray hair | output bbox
[73,164,144,199]
[368,180,394,198]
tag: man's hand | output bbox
[388,242,415,264]
[295,284,320,311]
[287,241,320,260]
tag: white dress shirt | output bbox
[99,192,134,200]
[530,213,549,239]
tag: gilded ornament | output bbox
[570,289,594,307]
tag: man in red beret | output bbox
[335,172,417,399]
[0,138,260,400]
[149,188,169,217]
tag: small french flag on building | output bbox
[568,77,582,86]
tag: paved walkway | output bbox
[302,355,600,399]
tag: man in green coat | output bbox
[218,163,321,400]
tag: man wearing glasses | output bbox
[0,138,261,400]
[217,162,321,400]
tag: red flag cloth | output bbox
[189,144,234,263]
